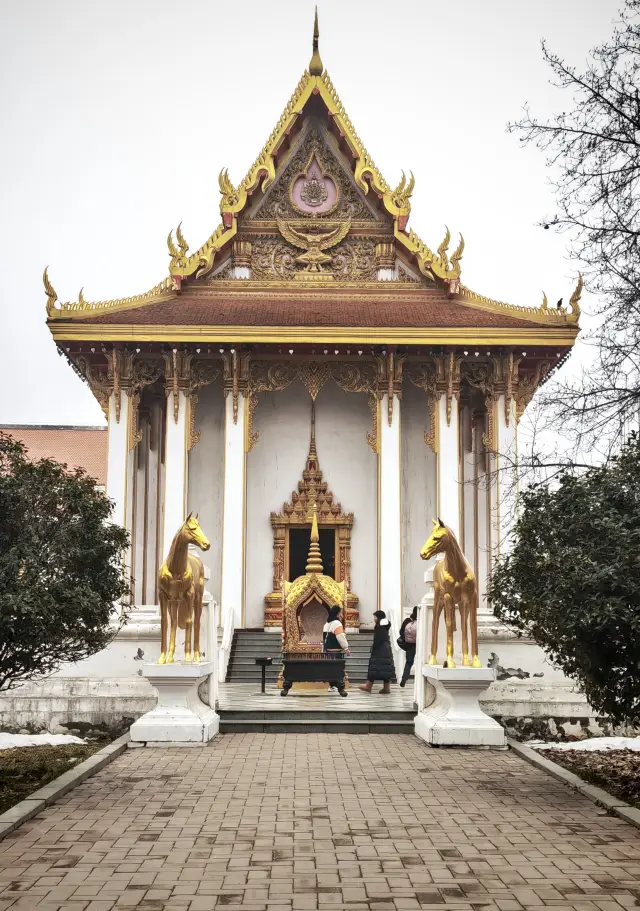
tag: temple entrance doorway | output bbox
[288,527,336,581]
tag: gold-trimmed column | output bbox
[162,350,192,560]
[434,352,462,541]
[377,352,405,623]
[221,351,251,628]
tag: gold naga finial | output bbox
[43,267,58,316]
[568,272,582,322]
[218,168,240,209]
[167,229,180,259]
[437,226,451,270]
[309,7,323,76]
[450,234,465,272]
[306,503,324,573]
[391,171,415,209]
[78,287,87,307]
[176,222,189,255]
[541,291,548,310]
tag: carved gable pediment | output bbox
[247,120,386,225]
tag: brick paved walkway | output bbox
[1,734,639,910]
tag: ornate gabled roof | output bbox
[44,15,582,335]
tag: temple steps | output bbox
[217,682,416,734]
[225,630,387,684]
[218,715,415,734]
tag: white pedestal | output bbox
[130,661,219,746]
[415,666,506,748]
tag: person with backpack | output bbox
[398,606,418,688]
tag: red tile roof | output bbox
[0,426,107,486]
[76,288,546,330]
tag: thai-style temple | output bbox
[44,15,579,643]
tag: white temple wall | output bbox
[244,380,378,629]
[245,384,312,628]
[401,382,437,608]
[187,378,224,603]
[314,382,378,627]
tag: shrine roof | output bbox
[47,285,579,347]
[68,288,557,329]
[43,13,582,350]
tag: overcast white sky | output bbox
[0,0,620,425]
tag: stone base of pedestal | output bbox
[130,661,219,745]
[415,666,505,748]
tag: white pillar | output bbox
[106,391,132,530]
[162,390,189,561]
[490,393,518,561]
[220,393,247,629]
[436,394,461,541]
[379,394,403,622]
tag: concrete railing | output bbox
[415,566,435,709]
[218,601,235,683]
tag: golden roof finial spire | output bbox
[309,400,317,458]
[305,503,324,574]
[309,7,323,76]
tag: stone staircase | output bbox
[225,629,395,685]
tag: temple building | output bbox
[44,17,579,641]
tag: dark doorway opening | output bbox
[288,528,336,581]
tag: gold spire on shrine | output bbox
[309,400,318,459]
[305,503,324,574]
[309,7,323,76]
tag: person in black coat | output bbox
[359,610,394,693]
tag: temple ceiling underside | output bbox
[44,17,582,352]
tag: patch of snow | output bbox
[0,733,85,750]
[533,736,640,752]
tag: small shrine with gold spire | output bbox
[44,12,580,639]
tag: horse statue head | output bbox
[183,512,211,552]
[420,518,450,561]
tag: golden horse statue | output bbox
[420,518,481,668]
[158,514,211,665]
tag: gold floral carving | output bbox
[251,239,297,280]
[246,360,381,454]
[331,362,379,453]
[298,362,332,400]
[128,359,163,450]
[397,265,420,283]
[210,259,235,281]
[254,127,377,222]
[75,355,111,418]
[408,363,438,452]
[379,351,405,426]
[434,352,462,426]
[162,351,220,434]
[188,359,222,450]
[246,362,298,451]
[515,361,552,422]
[222,351,250,425]
[250,234,377,282]
[331,238,377,281]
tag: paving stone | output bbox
[1,735,640,909]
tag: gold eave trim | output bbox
[49,323,579,347]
